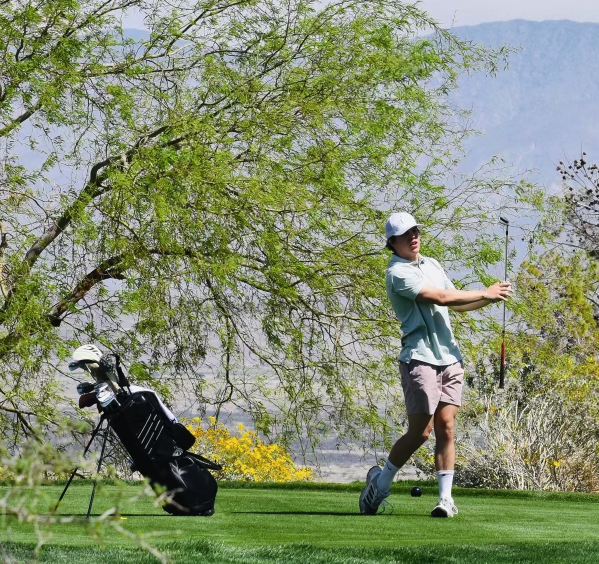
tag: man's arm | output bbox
[416,281,512,309]
[449,300,492,312]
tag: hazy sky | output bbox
[123,1,599,30]
[418,0,599,27]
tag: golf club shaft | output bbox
[499,218,509,389]
[499,339,506,389]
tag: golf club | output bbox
[499,217,509,389]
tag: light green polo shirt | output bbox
[385,254,462,366]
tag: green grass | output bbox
[1,482,598,563]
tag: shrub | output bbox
[455,393,599,492]
[185,417,314,482]
[409,391,599,492]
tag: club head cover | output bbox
[79,392,99,409]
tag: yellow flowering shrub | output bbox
[184,417,314,482]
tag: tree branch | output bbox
[0,101,42,138]
[0,403,37,418]
[0,222,8,298]
[46,244,208,326]
[48,255,128,326]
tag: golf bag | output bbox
[107,390,221,516]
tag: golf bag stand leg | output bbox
[54,415,107,512]
[86,418,111,519]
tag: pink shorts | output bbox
[399,359,464,416]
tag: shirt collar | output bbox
[388,253,425,265]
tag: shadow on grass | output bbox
[44,513,173,517]
[232,510,423,517]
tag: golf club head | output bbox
[76,381,95,395]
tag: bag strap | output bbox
[187,451,223,471]
[113,353,131,391]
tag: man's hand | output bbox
[485,281,513,302]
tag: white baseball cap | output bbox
[385,212,423,238]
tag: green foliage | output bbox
[0,0,543,451]
[465,251,599,399]
[452,250,599,492]
[512,252,599,394]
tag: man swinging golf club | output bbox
[359,212,513,518]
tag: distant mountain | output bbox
[450,20,599,183]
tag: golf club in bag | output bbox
[58,345,222,516]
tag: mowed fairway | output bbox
[1,482,599,563]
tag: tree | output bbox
[0,0,539,453]
[478,251,599,397]
[558,152,599,264]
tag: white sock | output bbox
[377,459,400,493]
[437,470,454,500]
